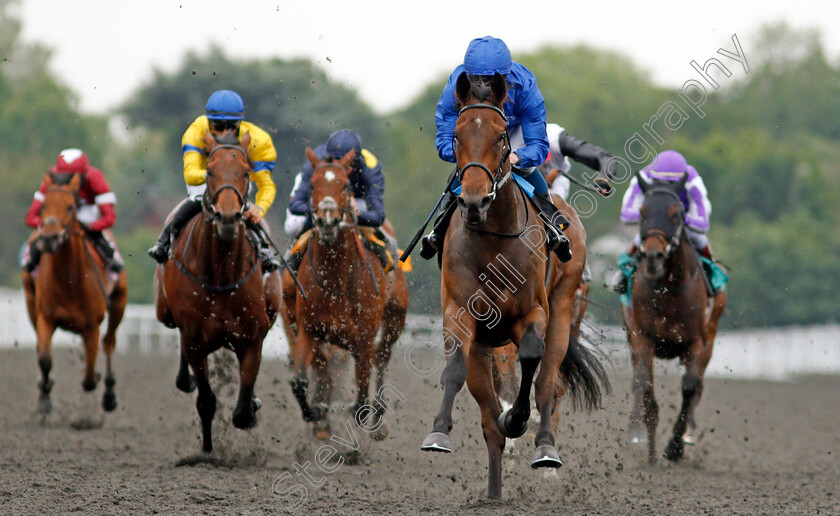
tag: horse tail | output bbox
[559,332,611,411]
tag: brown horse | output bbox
[22,172,128,414]
[154,132,281,453]
[283,148,408,440]
[621,173,727,463]
[420,72,608,498]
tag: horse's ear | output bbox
[68,173,81,190]
[490,72,507,106]
[674,172,689,193]
[636,171,649,194]
[305,147,320,169]
[338,149,356,170]
[455,71,471,106]
[43,172,54,187]
[239,132,251,152]
[203,131,216,151]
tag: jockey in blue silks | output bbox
[283,128,399,271]
[420,36,573,262]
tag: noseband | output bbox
[640,188,685,258]
[202,144,251,223]
[455,103,512,201]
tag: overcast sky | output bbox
[17,0,840,115]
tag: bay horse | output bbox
[21,172,127,414]
[420,72,608,499]
[283,148,408,440]
[154,132,281,453]
[621,172,727,463]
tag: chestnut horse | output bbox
[154,132,281,453]
[283,148,408,440]
[22,172,127,414]
[622,173,727,463]
[420,72,608,498]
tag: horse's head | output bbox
[202,131,252,241]
[306,147,354,243]
[637,172,688,281]
[453,71,511,225]
[37,172,82,254]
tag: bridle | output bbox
[38,185,82,249]
[308,162,354,230]
[201,144,251,223]
[639,188,685,260]
[454,103,512,202]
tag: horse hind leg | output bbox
[310,346,333,440]
[188,354,216,453]
[175,351,196,393]
[101,278,127,412]
[498,325,545,440]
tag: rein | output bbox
[455,103,512,202]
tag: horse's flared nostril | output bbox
[480,196,493,209]
[457,197,467,209]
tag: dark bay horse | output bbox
[420,72,608,498]
[283,148,408,440]
[621,173,727,463]
[154,132,281,453]
[22,172,127,414]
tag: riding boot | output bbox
[24,242,41,273]
[282,229,312,274]
[419,190,458,260]
[530,192,572,262]
[147,199,202,263]
[613,244,638,294]
[88,230,123,273]
[245,219,281,274]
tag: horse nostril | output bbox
[480,196,492,209]
[457,197,467,209]
[234,212,242,223]
[214,212,222,222]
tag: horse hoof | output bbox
[627,429,648,444]
[497,409,528,439]
[313,420,331,440]
[82,373,101,392]
[421,432,452,453]
[531,444,563,469]
[664,437,684,462]
[102,392,117,412]
[232,410,258,430]
[370,423,388,441]
[37,394,52,415]
[175,374,196,393]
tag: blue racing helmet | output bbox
[464,36,512,76]
[326,129,362,160]
[205,90,244,120]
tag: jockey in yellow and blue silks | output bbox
[419,36,573,263]
[147,90,281,272]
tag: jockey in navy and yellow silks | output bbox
[148,90,281,272]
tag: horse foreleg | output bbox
[186,352,215,453]
[530,300,570,469]
[628,330,658,463]
[290,332,317,424]
[232,342,262,431]
[35,314,56,414]
[498,309,548,441]
[420,315,474,453]
[310,344,333,439]
[666,337,710,461]
[466,345,505,499]
[175,351,197,393]
[81,326,101,392]
[101,275,127,412]
[350,343,374,422]
[264,271,282,327]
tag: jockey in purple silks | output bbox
[614,149,714,293]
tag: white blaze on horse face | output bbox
[324,171,336,183]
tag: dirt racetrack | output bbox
[1,343,838,515]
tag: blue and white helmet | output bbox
[464,36,512,76]
[205,90,244,120]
